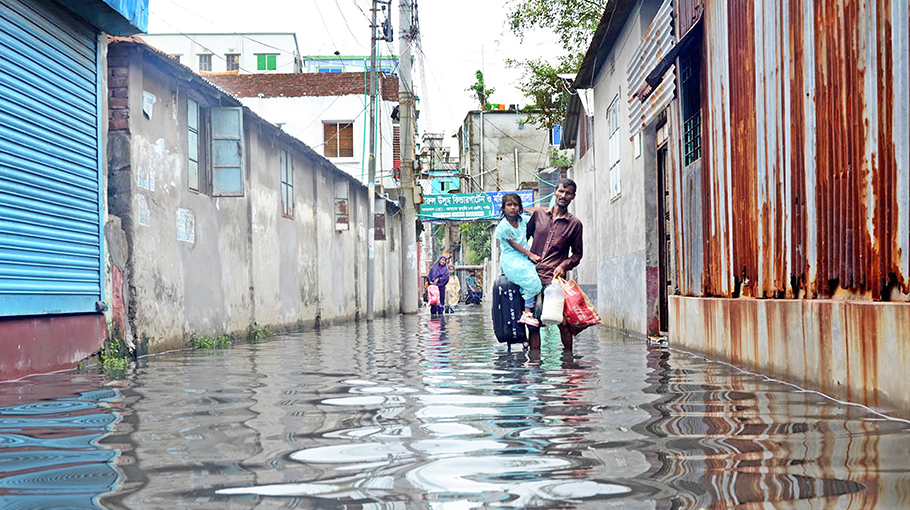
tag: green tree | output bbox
[506,0,606,128]
[466,70,495,110]
[459,221,492,265]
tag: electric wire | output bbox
[312,0,341,55]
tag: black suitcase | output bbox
[492,274,527,344]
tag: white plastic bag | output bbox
[540,282,565,325]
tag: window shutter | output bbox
[339,123,354,157]
[211,107,244,196]
[324,123,339,157]
[257,54,266,70]
[267,54,276,70]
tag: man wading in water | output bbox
[526,179,583,351]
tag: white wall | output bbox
[141,33,299,74]
[571,0,665,335]
[460,111,551,193]
[241,95,396,184]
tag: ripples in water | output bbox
[0,310,908,509]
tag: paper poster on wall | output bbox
[137,195,150,226]
[142,91,156,118]
[177,208,195,243]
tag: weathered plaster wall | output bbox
[571,0,664,336]
[108,49,401,353]
[461,111,551,193]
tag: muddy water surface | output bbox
[1,308,909,509]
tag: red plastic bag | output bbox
[558,278,601,334]
[427,285,441,306]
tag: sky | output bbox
[146,0,563,150]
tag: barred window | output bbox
[225,54,239,71]
[198,54,212,72]
[680,50,702,166]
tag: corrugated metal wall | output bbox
[675,0,910,300]
[0,0,104,315]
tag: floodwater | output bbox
[2,308,909,509]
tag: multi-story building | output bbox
[418,132,459,194]
[140,32,302,74]
[455,109,558,193]
[206,72,399,186]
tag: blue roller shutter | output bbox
[0,0,104,316]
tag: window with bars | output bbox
[225,54,239,71]
[280,149,293,217]
[323,122,354,158]
[680,49,702,166]
[198,54,212,72]
[257,54,277,71]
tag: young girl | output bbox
[494,193,542,327]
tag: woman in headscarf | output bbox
[427,256,449,315]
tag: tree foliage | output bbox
[506,0,605,128]
[509,55,581,129]
[507,0,607,54]
[459,221,492,265]
[466,70,496,110]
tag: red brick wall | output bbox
[108,44,130,132]
[206,72,400,101]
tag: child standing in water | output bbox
[495,193,542,327]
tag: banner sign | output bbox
[420,190,535,221]
[487,190,535,216]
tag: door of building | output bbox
[657,139,671,333]
[0,0,104,316]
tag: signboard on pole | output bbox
[487,190,535,216]
[419,190,535,221]
[420,193,493,220]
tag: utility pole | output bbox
[398,0,418,313]
[367,0,378,321]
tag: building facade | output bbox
[105,38,402,354]
[139,32,302,74]
[0,0,148,380]
[564,0,910,413]
[562,0,667,336]
[456,110,555,193]
[206,72,399,187]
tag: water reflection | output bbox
[0,381,123,509]
[634,344,910,509]
[0,309,908,509]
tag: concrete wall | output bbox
[460,111,551,193]
[106,45,401,353]
[670,296,910,419]
[570,0,663,335]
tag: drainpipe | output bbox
[479,110,484,191]
[514,147,519,190]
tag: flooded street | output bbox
[2,307,909,509]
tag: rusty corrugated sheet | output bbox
[677,0,704,35]
[627,0,676,135]
[674,0,910,300]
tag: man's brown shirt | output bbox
[527,208,583,286]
